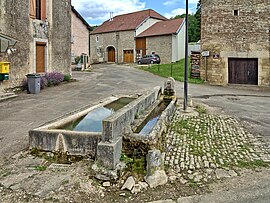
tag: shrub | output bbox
[64,74,71,82]
[40,76,48,89]
[45,72,64,86]
[75,56,81,64]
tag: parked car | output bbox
[137,54,160,64]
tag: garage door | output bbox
[228,58,258,85]
[124,50,134,63]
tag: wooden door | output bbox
[136,38,146,56]
[228,58,258,85]
[124,50,134,63]
[108,47,115,62]
[36,43,46,73]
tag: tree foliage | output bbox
[90,25,99,32]
[171,0,201,42]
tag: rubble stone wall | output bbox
[201,0,270,86]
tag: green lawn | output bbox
[138,58,203,84]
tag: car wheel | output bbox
[138,61,142,65]
[150,60,154,64]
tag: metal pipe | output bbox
[184,0,189,111]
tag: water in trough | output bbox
[62,97,135,132]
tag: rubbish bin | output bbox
[26,74,41,94]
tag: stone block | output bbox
[96,137,122,170]
[146,149,165,175]
[29,130,101,157]
[102,88,161,143]
[145,149,168,188]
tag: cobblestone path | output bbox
[165,107,270,182]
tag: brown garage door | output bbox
[124,50,134,63]
[108,47,115,62]
[36,42,46,73]
[228,58,258,85]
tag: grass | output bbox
[138,58,203,84]
[34,165,47,171]
[195,105,207,114]
[237,160,269,169]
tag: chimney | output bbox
[109,12,114,21]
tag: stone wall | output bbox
[90,30,135,64]
[49,0,71,74]
[0,0,32,90]
[146,35,172,64]
[0,0,71,91]
[201,0,270,86]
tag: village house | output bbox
[71,6,91,68]
[90,9,185,64]
[0,0,71,91]
[200,0,270,86]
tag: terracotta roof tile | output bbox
[91,9,167,34]
[137,18,184,38]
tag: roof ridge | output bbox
[91,9,167,34]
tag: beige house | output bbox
[201,0,270,86]
[0,0,71,91]
[90,9,185,64]
[71,6,91,65]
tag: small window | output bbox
[234,10,239,16]
[96,35,99,42]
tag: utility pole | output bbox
[184,0,189,111]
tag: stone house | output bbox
[0,0,71,91]
[90,9,185,64]
[201,0,270,86]
[71,6,91,66]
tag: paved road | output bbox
[0,63,269,162]
[164,169,270,203]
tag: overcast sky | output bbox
[71,0,199,26]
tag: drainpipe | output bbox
[116,32,119,64]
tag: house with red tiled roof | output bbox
[90,9,185,64]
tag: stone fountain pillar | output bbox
[163,77,176,101]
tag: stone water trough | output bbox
[29,82,176,171]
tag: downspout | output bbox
[89,31,91,64]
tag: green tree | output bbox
[90,25,99,32]
[171,1,201,42]
[195,0,201,40]
[171,14,199,42]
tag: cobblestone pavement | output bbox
[164,104,270,184]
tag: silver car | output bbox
[138,54,161,64]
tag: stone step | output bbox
[0,92,18,102]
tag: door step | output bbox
[0,92,18,102]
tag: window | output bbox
[234,10,239,16]
[96,35,99,42]
[30,0,46,21]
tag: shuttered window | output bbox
[29,0,36,18]
[41,0,46,21]
[30,0,46,21]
